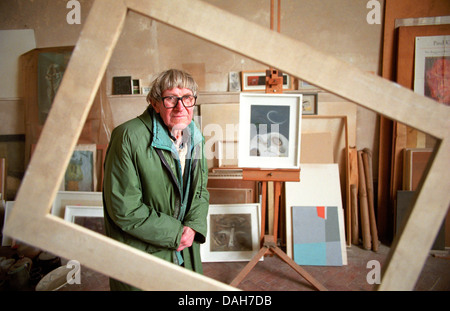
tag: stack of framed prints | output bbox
[285,164,347,266]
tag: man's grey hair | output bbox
[146,69,198,105]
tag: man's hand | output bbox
[177,226,196,252]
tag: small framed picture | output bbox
[241,70,292,92]
[64,205,105,235]
[238,93,302,169]
[112,76,132,95]
[228,72,241,92]
[301,93,318,115]
[298,79,317,90]
[141,86,151,95]
[201,203,261,262]
[132,79,141,94]
[63,144,97,192]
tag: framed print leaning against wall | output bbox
[238,93,302,169]
[64,205,105,235]
[201,203,261,262]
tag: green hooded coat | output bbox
[102,107,210,290]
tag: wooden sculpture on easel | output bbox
[265,0,284,95]
[265,68,284,93]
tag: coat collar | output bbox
[137,107,203,151]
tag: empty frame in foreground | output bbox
[4,0,449,291]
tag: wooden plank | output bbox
[273,181,281,242]
[378,140,450,290]
[358,150,371,250]
[242,168,300,182]
[363,149,379,252]
[300,132,333,164]
[267,181,274,235]
[207,187,253,204]
[402,148,433,191]
[350,184,359,245]
[0,158,5,200]
[3,0,449,291]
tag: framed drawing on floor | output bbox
[238,93,302,169]
[201,203,261,262]
[64,205,105,235]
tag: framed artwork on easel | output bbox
[238,93,302,169]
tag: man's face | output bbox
[152,87,195,133]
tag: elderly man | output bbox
[102,69,209,291]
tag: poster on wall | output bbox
[414,35,450,106]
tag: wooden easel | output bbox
[230,3,326,290]
[230,168,328,291]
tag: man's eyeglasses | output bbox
[161,95,197,108]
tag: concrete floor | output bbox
[3,243,445,291]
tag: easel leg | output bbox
[260,181,267,245]
[273,181,281,242]
[271,246,328,291]
[230,236,327,291]
[230,246,269,287]
[232,171,327,291]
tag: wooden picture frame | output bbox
[200,203,261,262]
[64,205,104,222]
[63,144,97,192]
[51,191,103,218]
[64,205,105,235]
[238,93,302,169]
[241,70,292,91]
[301,93,318,115]
[3,0,449,291]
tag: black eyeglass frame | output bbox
[160,95,197,109]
